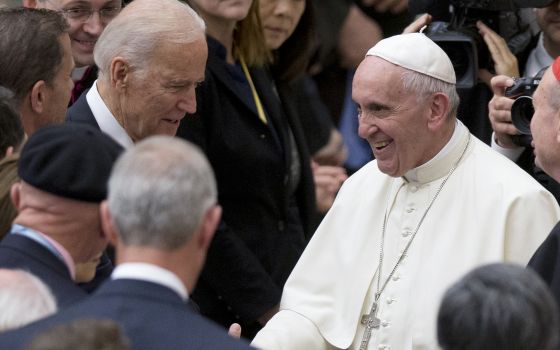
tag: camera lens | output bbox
[511,96,533,135]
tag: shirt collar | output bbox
[86,80,134,149]
[111,263,189,301]
[10,224,76,280]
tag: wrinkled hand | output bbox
[488,75,519,148]
[477,21,520,87]
[359,0,408,14]
[228,323,242,339]
[403,13,432,34]
[313,162,348,214]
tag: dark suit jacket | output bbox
[176,37,316,337]
[0,234,86,307]
[528,221,560,309]
[65,91,100,128]
[0,279,253,350]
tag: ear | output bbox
[22,0,38,8]
[196,205,222,251]
[29,80,47,115]
[427,92,450,130]
[110,57,131,90]
[10,182,22,211]
[100,201,119,247]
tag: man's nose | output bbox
[83,12,104,36]
[177,88,197,114]
[358,117,378,139]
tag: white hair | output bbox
[94,0,206,80]
[107,136,217,250]
[401,69,460,119]
[0,269,57,332]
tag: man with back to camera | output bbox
[0,123,122,308]
[437,263,560,350]
[65,0,207,148]
[251,33,560,350]
[0,136,252,350]
[0,269,57,332]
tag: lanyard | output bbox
[239,55,267,125]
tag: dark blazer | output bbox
[528,221,560,308]
[65,91,100,129]
[176,37,316,337]
[0,234,86,307]
[0,279,253,350]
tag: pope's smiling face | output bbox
[353,56,437,177]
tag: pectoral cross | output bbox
[359,300,380,350]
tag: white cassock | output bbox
[252,121,560,350]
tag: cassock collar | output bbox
[403,120,469,184]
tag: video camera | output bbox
[409,0,554,89]
[504,67,546,147]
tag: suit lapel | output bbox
[66,90,101,129]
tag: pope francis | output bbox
[251,33,560,350]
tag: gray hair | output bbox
[438,263,560,350]
[401,70,460,120]
[0,269,57,332]
[94,0,206,81]
[107,136,217,250]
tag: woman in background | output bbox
[178,0,316,338]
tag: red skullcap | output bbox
[553,56,560,81]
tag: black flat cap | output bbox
[18,123,123,202]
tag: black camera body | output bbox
[503,68,545,147]
[410,0,554,89]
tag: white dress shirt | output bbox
[86,80,133,149]
[112,263,189,301]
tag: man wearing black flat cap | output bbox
[0,123,122,308]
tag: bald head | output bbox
[0,269,57,332]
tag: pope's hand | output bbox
[228,323,242,339]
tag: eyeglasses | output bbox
[43,0,122,23]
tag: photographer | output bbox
[488,0,560,202]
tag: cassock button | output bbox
[381,321,389,327]
[392,275,400,281]
[260,134,266,139]
[386,298,395,304]
[378,344,386,350]
[406,208,414,213]
[402,230,411,237]
[410,185,418,193]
